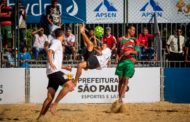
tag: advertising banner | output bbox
[30,68,160,103]
[8,0,86,23]
[86,0,124,23]
[128,0,190,23]
[0,69,25,104]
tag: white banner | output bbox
[86,0,124,23]
[128,0,190,23]
[0,68,25,104]
[30,68,160,103]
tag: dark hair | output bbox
[66,26,72,31]
[126,25,135,30]
[54,28,64,38]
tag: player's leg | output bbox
[118,77,123,101]
[73,61,87,85]
[80,24,94,52]
[37,88,56,120]
[118,77,129,103]
[50,80,74,115]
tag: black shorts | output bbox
[86,55,100,69]
[47,71,68,91]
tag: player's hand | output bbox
[65,65,72,71]
[79,23,85,34]
[50,63,56,70]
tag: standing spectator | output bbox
[101,27,117,51]
[18,0,27,48]
[137,27,156,60]
[185,32,190,67]
[18,46,31,68]
[101,27,117,66]
[46,0,61,33]
[166,28,185,67]
[32,28,48,60]
[64,27,76,61]
[0,0,13,47]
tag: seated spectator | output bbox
[63,27,77,61]
[46,0,61,34]
[0,0,13,47]
[166,28,185,67]
[3,44,14,67]
[137,27,156,60]
[32,27,48,60]
[18,46,31,68]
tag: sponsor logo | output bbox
[94,0,117,18]
[140,0,163,17]
[176,0,190,17]
[66,0,78,16]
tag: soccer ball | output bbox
[95,26,104,37]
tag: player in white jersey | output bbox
[37,28,75,120]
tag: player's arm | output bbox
[94,47,102,55]
[47,49,56,70]
[62,65,72,71]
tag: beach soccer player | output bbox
[37,28,75,120]
[73,24,112,86]
[115,25,138,103]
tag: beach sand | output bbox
[0,102,190,122]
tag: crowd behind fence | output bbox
[0,0,190,68]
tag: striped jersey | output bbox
[117,36,137,63]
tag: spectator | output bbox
[32,27,48,60]
[63,27,77,61]
[101,27,117,66]
[166,28,185,67]
[18,0,27,48]
[3,44,14,67]
[101,27,117,52]
[18,46,31,68]
[185,32,190,67]
[137,27,156,60]
[46,0,61,33]
[0,0,13,47]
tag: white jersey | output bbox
[96,48,111,68]
[46,39,63,75]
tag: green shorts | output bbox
[115,59,135,78]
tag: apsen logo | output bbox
[94,0,117,18]
[140,0,163,17]
[66,0,78,16]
